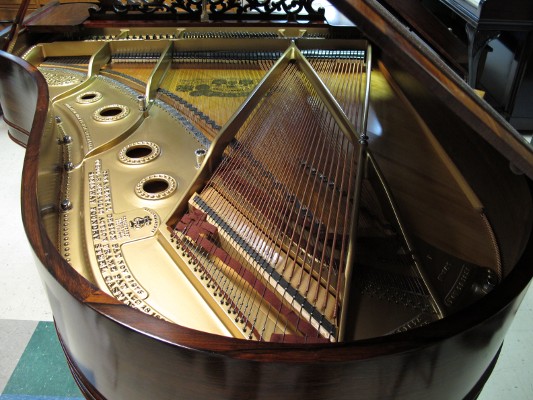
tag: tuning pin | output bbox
[195,148,207,169]
[137,95,148,112]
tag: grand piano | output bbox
[1,0,533,399]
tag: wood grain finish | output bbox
[22,2,94,33]
[380,54,533,275]
[1,0,533,398]
[30,236,533,399]
[0,0,39,28]
[368,65,500,270]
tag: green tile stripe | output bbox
[2,322,83,399]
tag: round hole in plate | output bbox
[126,145,153,159]
[119,141,160,165]
[93,104,130,122]
[143,179,169,194]
[135,174,177,200]
[81,93,97,100]
[100,107,123,117]
[76,91,102,104]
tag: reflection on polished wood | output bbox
[369,65,497,270]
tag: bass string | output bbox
[247,60,357,339]
[223,62,325,338]
[213,110,290,334]
[210,54,356,340]
[329,56,368,318]
[167,62,230,310]
[173,56,281,338]
[270,54,360,336]
[299,115,342,299]
[281,117,342,340]
[219,63,336,340]
[279,94,340,326]
[194,65,304,338]
[256,67,334,339]
[322,71,362,319]
[311,124,346,310]
[284,55,365,336]
[256,62,350,338]
[180,51,366,341]
[304,54,362,320]
[310,55,364,130]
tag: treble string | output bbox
[174,55,279,338]
[196,67,296,338]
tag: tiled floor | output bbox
[1,321,83,400]
[0,119,83,399]
[0,117,532,399]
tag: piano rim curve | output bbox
[0,9,531,400]
[6,37,532,361]
[0,2,531,398]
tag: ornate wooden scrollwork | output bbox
[93,0,325,20]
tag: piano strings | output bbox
[158,51,279,140]
[28,38,448,342]
[170,48,372,342]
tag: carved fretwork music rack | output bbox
[91,0,326,21]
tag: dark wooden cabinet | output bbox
[378,0,533,131]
